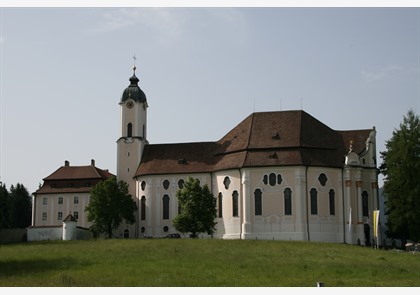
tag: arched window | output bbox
[141,181,146,191]
[223,177,231,190]
[277,174,283,185]
[284,188,292,215]
[264,173,282,186]
[254,189,262,215]
[263,175,268,185]
[329,189,335,215]
[218,193,223,218]
[362,191,369,217]
[232,190,239,217]
[269,173,276,186]
[318,173,328,186]
[163,195,170,220]
[127,123,133,137]
[178,179,184,189]
[310,188,318,215]
[163,180,170,190]
[141,196,146,221]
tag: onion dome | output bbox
[121,66,147,103]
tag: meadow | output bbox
[0,238,419,287]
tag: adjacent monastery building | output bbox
[29,160,114,240]
[31,66,380,244]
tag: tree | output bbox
[380,109,420,242]
[85,176,137,238]
[0,182,10,229]
[0,183,32,229]
[173,177,217,238]
[8,183,32,228]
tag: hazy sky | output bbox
[1,5,419,194]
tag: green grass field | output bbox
[0,238,419,287]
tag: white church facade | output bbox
[117,67,379,245]
[30,66,379,245]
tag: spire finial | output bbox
[133,54,137,73]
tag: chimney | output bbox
[65,160,70,167]
[91,159,95,166]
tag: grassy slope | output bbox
[0,239,419,287]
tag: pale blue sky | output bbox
[1,6,419,194]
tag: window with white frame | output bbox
[254,189,262,215]
[284,188,292,215]
[74,196,79,204]
[310,188,318,215]
[58,196,63,205]
[162,195,170,220]
[232,191,239,217]
[218,193,223,218]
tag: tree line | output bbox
[0,183,32,229]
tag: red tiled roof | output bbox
[135,110,374,177]
[137,142,219,175]
[44,165,113,180]
[35,164,114,195]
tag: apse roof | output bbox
[135,110,373,177]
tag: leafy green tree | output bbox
[380,109,420,242]
[0,182,10,229]
[173,177,217,238]
[8,183,32,228]
[85,176,137,238]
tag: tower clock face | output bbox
[126,101,134,109]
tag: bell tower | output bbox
[117,65,148,201]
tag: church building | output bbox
[117,66,379,245]
[30,66,379,244]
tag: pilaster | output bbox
[241,169,252,239]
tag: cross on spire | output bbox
[133,54,137,73]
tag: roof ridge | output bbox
[145,141,217,147]
[298,111,304,165]
[91,165,103,178]
[242,113,255,167]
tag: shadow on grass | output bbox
[0,257,79,278]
